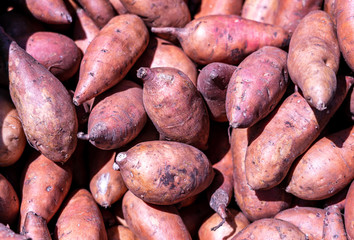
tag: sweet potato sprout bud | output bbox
[113,162,120,171]
[115,152,127,164]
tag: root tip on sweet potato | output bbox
[77,132,90,140]
[136,67,150,81]
[113,162,120,171]
[115,152,127,166]
[211,218,226,231]
[73,97,80,106]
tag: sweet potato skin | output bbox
[122,190,192,240]
[286,126,354,200]
[226,46,288,128]
[0,223,29,240]
[114,140,214,205]
[106,225,137,240]
[287,10,340,110]
[345,181,354,240]
[21,211,51,240]
[194,0,243,19]
[241,0,279,24]
[73,14,149,106]
[77,0,116,28]
[0,174,19,226]
[323,205,347,240]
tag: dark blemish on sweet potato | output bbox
[285,121,294,128]
[160,165,176,187]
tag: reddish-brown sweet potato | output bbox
[78,80,147,150]
[0,223,29,240]
[77,0,116,28]
[106,225,137,240]
[151,15,290,65]
[73,14,149,106]
[345,181,354,240]
[55,189,108,240]
[137,67,210,150]
[335,0,354,71]
[122,190,192,240]
[194,0,243,19]
[197,62,237,122]
[322,205,347,240]
[245,76,353,190]
[324,0,336,24]
[287,10,340,111]
[21,211,51,240]
[241,0,279,24]
[0,173,19,226]
[114,140,214,205]
[108,0,128,14]
[286,126,354,200]
[226,46,289,128]
[0,27,78,162]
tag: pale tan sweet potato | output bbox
[287,10,340,111]
[241,0,279,24]
[194,0,243,19]
[21,211,51,240]
[122,190,192,240]
[114,140,214,205]
[0,173,19,226]
[322,205,347,240]
[345,181,354,240]
[77,0,116,28]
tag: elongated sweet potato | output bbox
[226,46,289,128]
[197,62,237,122]
[0,173,19,226]
[73,14,149,106]
[55,189,108,240]
[245,75,353,190]
[25,31,82,82]
[77,80,147,150]
[0,27,78,162]
[0,88,26,167]
[0,223,29,240]
[335,0,354,71]
[137,67,210,150]
[151,15,290,65]
[20,153,72,230]
[345,181,354,240]
[21,211,51,240]
[77,0,116,28]
[275,207,326,240]
[286,126,354,200]
[288,10,340,111]
[322,205,347,240]
[231,128,292,222]
[114,140,214,205]
[241,0,279,24]
[232,218,308,240]
[122,190,192,239]
[194,0,243,19]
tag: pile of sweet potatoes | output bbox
[0,0,353,239]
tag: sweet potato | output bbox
[0,223,29,240]
[194,0,243,19]
[0,27,78,162]
[197,62,237,122]
[226,46,289,128]
[286,126,354,200]
[54,189,108,240]
[324,0,336,24]
[345,181,354,240]
[77,0,116,28]
[322,205,347,240]
[241,0,279,24]
[335,0,354,71]
[274,0,323,35]
[114,140,214,205]
[245,75,353,190]
[73,14,149,106]
[151,15,290,65]
[77,80,147,150]
[231,128,292,222]
[232,218,308,240]
[122,190,192,240]
[0,88,26,167]
[107,225,137,240]
[287,10,340,111]
[119,0,191,28]
[198,209,249,240]
[0,173,19,226]
[275,207,326,240]
[89,147,127,208]
[108,0,128,15]
[21,211,51,240]
[25,31,82,82]
[137,67,210,150]
[132,36,198,86]
[324,185,349,211]
[19,153,72,230]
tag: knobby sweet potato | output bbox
[21,211,51,240]
[194,0,243,19]
[122,190,192,240]
[55,189,108,240]
[286,126,354,200]
[197,62,237,122]
[137,67,210,150]
[287,10,340,111]
[73,14,149,106]
[0,27,78,162]
[0,173,19,226]
[345,181,354,240]
[77,80,147,150]
[226,46,288,128]
[241,0,279,24]
[77,0,116,28]
[245,75,353,190]
[114,140,214,205]
[151,14,290,65]
[322,205,347,240]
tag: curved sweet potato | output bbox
[241,0,279,24]
[286,126,354,200]
[114,140,214,205]
[21,211,51,240]
[226,46,289,128]
[345,181,354,240]
[122,190,192,240]
[194,0,243,19]
[77,0,116,28]
[73,14,149,106]
[288,10,340,111]
[151,15,290,65]
[323,205,347,240]
[0,174,19,226]
[137,67,210,150]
